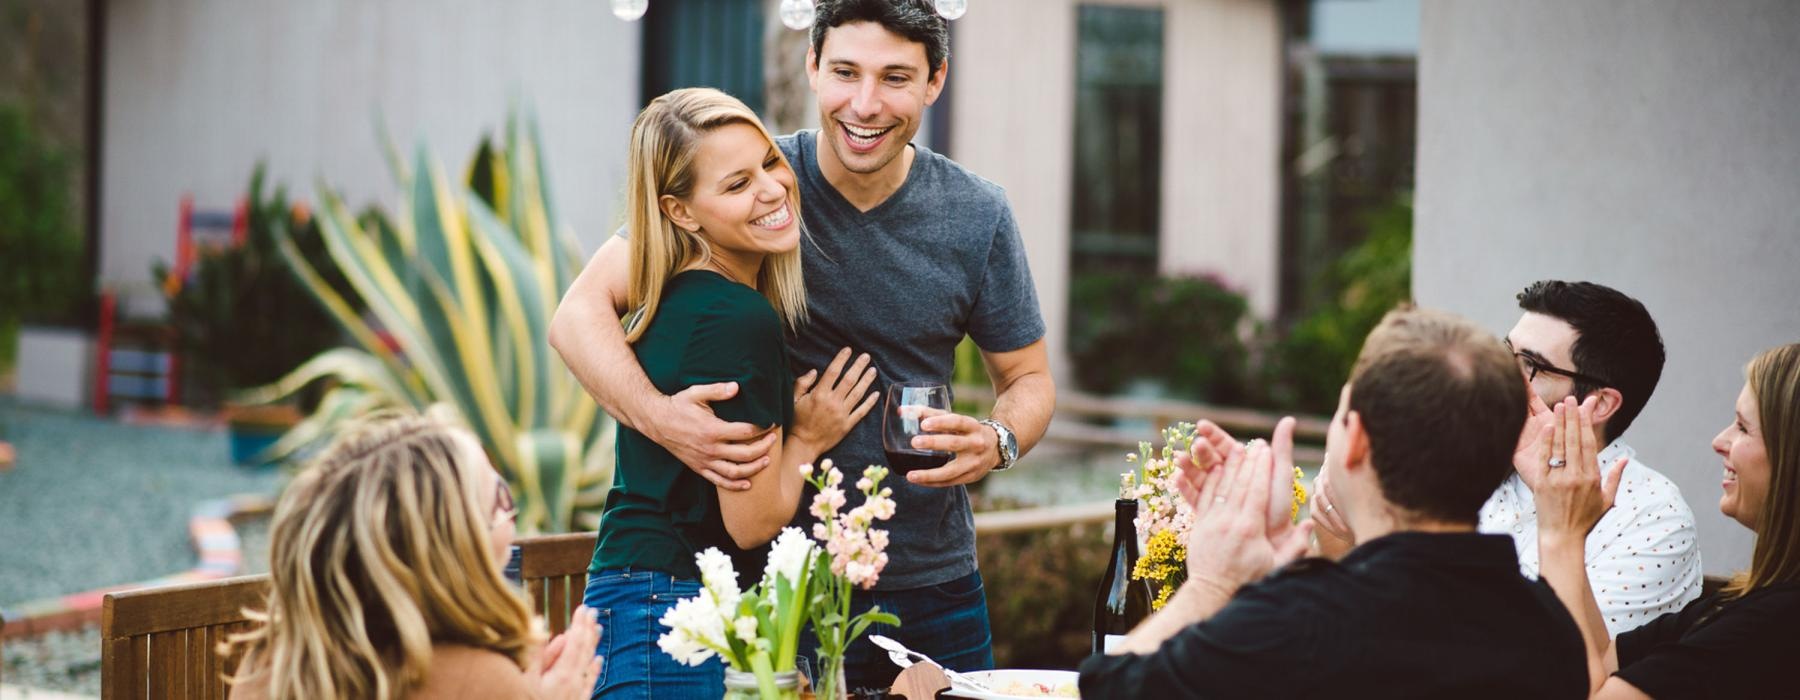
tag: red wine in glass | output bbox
[883,382,954,473]
[884,449,951,472]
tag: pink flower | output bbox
[802,463,896,590]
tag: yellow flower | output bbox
[1131,529,1188,610]
[1291,466,1308,522]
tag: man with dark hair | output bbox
[811,0,950,83]
[1079,308,1587,698]
[1487,281,1701,635]
[551,0,1053,692]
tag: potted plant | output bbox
[240,112,614,532]
[154,167,345,463]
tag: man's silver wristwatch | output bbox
[979,418,1019,472]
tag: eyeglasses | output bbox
[1504,340,1612,388]
[492,474,517,528]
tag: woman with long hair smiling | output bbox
[1534,343,1800,698]
[226,411,601,699]
[577,88,875,699]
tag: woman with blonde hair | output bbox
[227,411,602,699]
[1534,342,1800,698]
[573,87,875,699]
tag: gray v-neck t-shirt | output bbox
[776,131,1045,590]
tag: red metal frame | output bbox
[94,194,244,414]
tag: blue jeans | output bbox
[584,567,722,700]
[799,570,995,694]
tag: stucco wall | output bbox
[100,0,640,292]
[950,0,1282,381]
[1417,0,1800,573]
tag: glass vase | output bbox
[724,669,801,700]
[808,658,848,700]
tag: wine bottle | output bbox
[1093,498,1153,655]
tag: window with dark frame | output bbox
[1069,4,1165,275]
[641,0,766,112]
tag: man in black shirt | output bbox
[1079,308,1589,699]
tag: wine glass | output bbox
[882,382,954,472]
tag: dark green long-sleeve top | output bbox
[589,270,794,581]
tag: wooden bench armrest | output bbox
[103,575,270,640]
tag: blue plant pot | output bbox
[229,428,283,466]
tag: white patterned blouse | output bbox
[1479,441,1704,637]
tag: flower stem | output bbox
[750,650,782,699]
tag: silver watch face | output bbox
[987,420,1018,467]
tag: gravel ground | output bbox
[1,399,284,697]
[3,626,101,697]
[0,517,271,697]
[0,399,284,606]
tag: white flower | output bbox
[764,527,816,588]
[733,614,759,645]
[658,589,727,667]
[695,547,742,610]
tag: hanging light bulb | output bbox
[779,0,815,31]
[612,0,648,21]
[934,0,967,21]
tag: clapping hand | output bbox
[1176,418,1307,538]
[1183,423,1315,599]
[1172,420,1234,506]
[1512,384,1559,491]
[1532,396,1627,543]
[530,606,603,700]
[1308,466,1353,547]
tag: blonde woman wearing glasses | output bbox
[226,411,602,699]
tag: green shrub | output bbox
[1261,194,1413,414]
[0,103,86,332]
[1062,194,1410,417]
[974,496,1113,670]
[1068,273,1252,404]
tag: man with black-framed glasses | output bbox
[1485,280,1702,637]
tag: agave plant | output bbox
[243,113,613,533]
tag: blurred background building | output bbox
[7,0,1420,400]
[4,0,1795,577]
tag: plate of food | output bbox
[942,669,1081,699]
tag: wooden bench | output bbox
[98,534,602,697]
[101,575,266,699]
[519,532,598,636]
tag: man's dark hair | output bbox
[1349,308,1528,525]
[1516,280,1665,442]
[811,0,950,81]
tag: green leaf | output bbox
[262,109,612,533]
